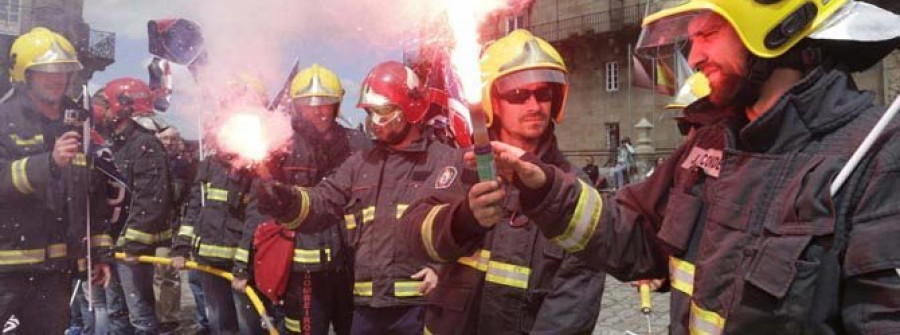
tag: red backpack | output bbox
[253,221,295,303]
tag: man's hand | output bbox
[256,181,299,222]
[629,279,665,291]
[469,179,505,228]
[232,277,248,292]
[120,252,141,265]
[171,256,186,270]
[412,267,438,296]
[52,131,81,167]
[463,141,547,189]
[91,263,112,288]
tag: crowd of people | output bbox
[1,1,898,334]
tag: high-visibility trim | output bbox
[553,180,602,252]
[90,234,113,247]
[0,249,45,265]
[394,280,424,297]
[690,301,726,335]
[354,281,373,296]
[72,153,86,167]
[285,317,301,332]
[78,258,87,272]
[344,214,357,230]
[11,158,35,195]
[670,256,696,296]
[421,204,449,262]
[396,204,409,219]
[293,248,331,264]
[177,225,195,238]
[486,260,531,289]
[198,244,237,259]
[234,248,250,263]
[9,134,43,146]
[47,243,67,258]
[124,228,173,245]
[424,326,433,335]
[281,187,310,230]
[362,206,375,224]
[457,249,491,272]
[204,183,228,202]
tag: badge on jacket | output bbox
[435,166,458,189]
[681,146,723,178]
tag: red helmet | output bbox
[357,61,427,124]
[103,77,154,121]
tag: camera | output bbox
[63,108,89,132]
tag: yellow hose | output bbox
[114,253,278,335]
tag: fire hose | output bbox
[113,252,278,335]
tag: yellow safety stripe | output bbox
[10,134,43,146]
[285,317,301,332]
[72,153,86,167]
[123,228,173,245]
[204,183,228,202]
[421,204,449,262]
[457,249,491,272]
[690,301,726,335]
[78,258,87,272]
[344,214,357,230]
[0,249,45,265]
[47,243,67,258]
[362,206,375,224]
[281,187,310,230]
[670,256,696,296]
[424,326,433,335]
[354,281,373,296]
[293,248,331,264]
[197,244,237,259]
[90,234,113,247]
[177,225,195,238]
[11,158,35,195]
[234,248,250,263]
[394,280,424,297]
[396,204,409,219]
[486,260,531,289]
[553,180,602,252]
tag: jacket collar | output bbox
[739,68,875,153]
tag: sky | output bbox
[82,0,452,139]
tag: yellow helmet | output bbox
[636,0,849,59]
[666,72,710,110]
[480,29,568,127]
[8,27,82,83]
[290,63,344,106]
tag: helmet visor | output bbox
[293,96,341,106]
[494,68,566,94]
[365,105,402,126]
[636,1,715,59]
[29,62,82,74]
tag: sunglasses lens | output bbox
[533,87,553,102]
[499,87,554,104]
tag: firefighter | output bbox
[665,72,711,138]
[463,0,900,333]
[0,27,112,334]
[95,77,174,334]
[256,61,473,335]
[401,29,606,334]
[274,63,371,335]
[171,75,269,335]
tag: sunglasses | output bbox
[498,86,553,104]
[365,105,403,126]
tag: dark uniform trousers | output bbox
[0,272,71,334]
[198,271,265,335]
[284,270,354,335]
[351,306,425,335]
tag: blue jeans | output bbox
[82,266,134,334]
[117,262,158,334]
[188,269,210,331]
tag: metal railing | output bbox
[87,29,115,63]
[528,4,645,43]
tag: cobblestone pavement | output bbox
[593,275,670,335]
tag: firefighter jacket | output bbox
[517,68,900,334]
[0,91,113,274]
[403,134,606,335]
[173,154,266,278]
[277,122,371,273]
[277,135,474,308]
[112,121,174,256]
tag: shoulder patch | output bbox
[434,166,458,189]
[681,146,723,178]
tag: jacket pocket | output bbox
[658,190,704,252]
[745,235,813,299]
[770,156,838,236]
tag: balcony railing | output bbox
[527,4,645,43]
[86,29,115,63]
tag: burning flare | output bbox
[214,106,292,167]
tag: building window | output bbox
[506,15,525,34]
[0,0,21,35]
[605,62,620,92]
[605,122,620,150]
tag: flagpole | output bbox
[627,43,633,151]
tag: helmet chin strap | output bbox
[735,44,825,109]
